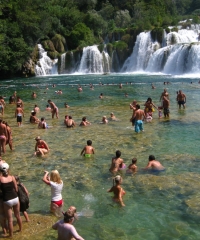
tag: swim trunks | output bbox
[84,154,91,158]
[135,120,143,133]
[178,101,185,105]
[17,116,22,122]
[163,108,170,114]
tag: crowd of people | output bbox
[0,83,187,239]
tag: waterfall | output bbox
[60,53,66,74]
[35,44,58,76]
[78,46,110,73]
[122,27,200,75]
[121,32,158,72]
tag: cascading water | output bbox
[78,45,111,74]
[35,44,58,76]
[60,53,66,74]
[122,25,200,75]
[121,32,159,72]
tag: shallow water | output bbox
[1,73,200,239]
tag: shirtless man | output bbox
[16,96,24,109]
[15,104,24,126]
[65,116,76,128]
[129,100,137,126]
[176,90,186,109]
[107,175,125,207]
[0,119,8,155]
[109,150,124,174]
[79,117,91,126]
[133,104,145,133]
[163,96,170,117]
[48,100,59,118]
[143,155,165,171]
[80,140,95,158]
[160,89,169,102]
[38,118,48,129]
[30,111,39,124]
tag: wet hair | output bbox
[82,117,86,121]
[69,116,72,119]
[50,170,62,184]
[132,158,137,164]
[63,211,74,223]
[41,117,45,121]
[31,112,36,116]
[149,155,155,161]
[147,97,152,103]
[46,105,49,108]
[115,150,121,158]
[48,99,51,103]
[87,140,92,146]
[136,104,140,109]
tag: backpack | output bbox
[17,184,29,205]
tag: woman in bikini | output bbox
[144,97,158,117]
[107,175,125,207]
[34,136,49,156]
[43,170,63,217]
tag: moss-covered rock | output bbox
[51,34,66,53]
[41,40,56,52]
[151,27,164,44]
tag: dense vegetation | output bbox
[0,0,200,79]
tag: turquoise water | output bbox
[1,73,200,239]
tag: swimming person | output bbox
[107,175,125,207]
[34,136,49,156]
[101,116,108,124]
[65,116,76,128]
[143,155,165,171]
[48,99,59,118]
[43,170,64,217]
[79,117,91,126]
[15,104,24,127]
[109,150,125,174]
[80,140,95,158]
[126,158,137,174]
[52,209,84,240]
[133,104,145,133]
[38,118,48,129]
[177,90,186,109]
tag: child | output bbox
[158,107,163,118]
[14,176,30,222]
[127,158,137,174]
[43,170,63,217]
[107,175,125,207]
[80,140,95,158]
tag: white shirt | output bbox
[50,181,63,201]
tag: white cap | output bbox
[0,163,9,171]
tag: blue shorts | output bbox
[135,120,143,133]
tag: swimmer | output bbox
[109,150,125,174]
[79,117,91,126]
[110,112,118,121]
[52,209,84,240]
[99,93,103,99]
[38,118,48,129]
[57,90,62,94]
[0,119,8,155]
[15,104,24,127]
[143,155,165,171]
[31,92,36,98]
[80,140,95,157]
[65,116,76,128]
[126,158,137,174]
[163,96,170,117]
[101,116,108,124]
[34,104,40,113]
[151,83,156,89]
[125,93,128,97]
[119,83,122,89]
[64,103,70,108]
[107,175,125,207]
[176,90,186,109]
[48,100,59,119]
[130,100,137,126]
[77,86,82,92]
[30,111,39,124]
[133,104,145,133]
[34,136,49,156]
[46,105,51,111]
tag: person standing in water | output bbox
[80,140,95,158]
[48,100,59,119]
[109,150,125,174]
[107,175,125,207]
[15,104,24,127]
[177,90,186,109]
[133,104,145,133]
